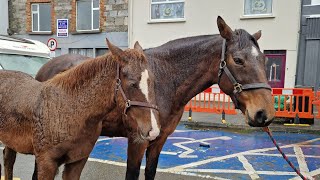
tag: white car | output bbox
[0,35,50,77]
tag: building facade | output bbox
[0,0,9,35]
[129,0,301,88]
[296,0,320,90]
[8,0,128,57]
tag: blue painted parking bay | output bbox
[89,125,320,180]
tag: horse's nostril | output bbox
[255,109,267,124]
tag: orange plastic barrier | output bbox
[185,87,316,119]
[184,87,237,114]
[272,88,314,119]
[312,91,320,119]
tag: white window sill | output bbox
[72,30,101,34]
[28,31,52,35]
[240,15,275,20]
[147,18,186,24]
[303,4,320,6]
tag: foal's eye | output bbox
[233,58,244,65]
[130,83,138,88]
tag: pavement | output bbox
[180,111,320,134]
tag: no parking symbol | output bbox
[47,38,57,51]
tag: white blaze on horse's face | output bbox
[139,69,160,141]
[251,46,259,57]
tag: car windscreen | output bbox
[0,54,49,77]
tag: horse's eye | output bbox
[130,83,138,88]
[233,58,244,65]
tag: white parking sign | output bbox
[47,38,57,51]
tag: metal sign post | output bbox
[47,38,57,58]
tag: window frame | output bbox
[76,0,100,32]
[149,0,186,23]
[241,0,275,19]
[31,3,52,32]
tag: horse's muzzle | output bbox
[247,110,274,127]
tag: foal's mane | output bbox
[48,53,117,92]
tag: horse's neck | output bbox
[147,36,223,113]
[47,61,117,115]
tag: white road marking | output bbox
[166,138,320,171]
[238,155,260,179]
[289,168,320,180]
[174,136,232,158]
[88,158,223,179]
[97,137,124,142]
[185,169,298,176]
[247,152,320,159]
[294,146,312,179]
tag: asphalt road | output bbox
[0,152,208,180]
[1,124,320,180]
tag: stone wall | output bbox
[9,0,28,34]
[8,0,128,34]
[105,0,128,32]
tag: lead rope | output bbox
[262,127,310,180]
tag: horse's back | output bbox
[0,70,40,104]
[35,54,89,82]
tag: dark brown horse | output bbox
[4,16,275,180]
[120,16,274,180]
[35,54,89,82]
[0,39,160,180]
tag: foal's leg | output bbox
[3,147,17,180]
[62,157,88,180]
[32,160,38,180]
[125,138,149,180]
[37,157,58,180]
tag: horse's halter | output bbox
[115,63,159,115]
[217,39,271,109]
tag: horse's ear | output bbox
[217,16,233,40]
[252,30,262,41]
[106,38,125,60]
[134,41,143,53]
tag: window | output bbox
[96,48,108,57]
[31,3,52,32]
[69,48,94,57]
[77,0,100,31]
[311,0,320,5]
[150,0,185,21]
[243,0,273,16]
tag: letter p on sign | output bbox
[47,38,57,51]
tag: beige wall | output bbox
[129,0,301,88]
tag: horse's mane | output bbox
[145,29,258,52]
[234,29,260,49]
[47,53,117,92]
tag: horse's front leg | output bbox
[125,138,149,180]
[62,157,88,180]
[145,134,168,180]
[36,156,58,180]
[3,146,17,180]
